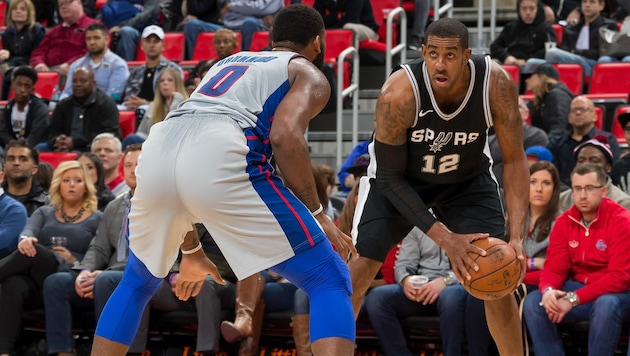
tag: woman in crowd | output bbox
[0,0,45,100]
[123,68,188,148]
[76,152,116,211]
[0,161,101,356]
[524,63,573,138]
[523,160,561,290]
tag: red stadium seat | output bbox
[0,2,6,26]
[554,63,583,95]
[588,63,630,95]
[552,24,563,47]
[249,31,270,52]
[136,33,185,62]
[611,105,630,145]
[502,65,520,90]
[39,152,79,169]
[358,0,401,55]
[594,106,604,130]
[119,111,135,139]
[324,29,355,90]
[192,32,242,61]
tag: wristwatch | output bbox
[443,272,456,286]
[566,291,579,307]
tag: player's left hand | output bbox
[176,250,226,301]
[316,213,358,262]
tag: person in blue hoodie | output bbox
[0,157,28,259]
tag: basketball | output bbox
[462,238,521,300]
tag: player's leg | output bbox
[485,296,523,356]
[350,177,413,319]
[270,241,355,355]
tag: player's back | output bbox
[171,51,299,131]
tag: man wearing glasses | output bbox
[29,0,99,83]
[548,95,620,187]
[523,163,630,356]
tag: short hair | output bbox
[213,28,238,45]
[6,0,36,29]
[426,18,469,49]
[91,133,122,154]
[86,23,108,36]
[49,161,98,212]
[571,163,607,186]
[124,143,143,158]
[4,138,39,165]
[271,4,324,49]
[11,65,38,84]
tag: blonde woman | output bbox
[0,161,102,356]
[124,68,189,147]
[0,0,45,99]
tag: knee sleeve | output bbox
[95,252,162,345]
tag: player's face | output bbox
[422,36,471,92]
[529,169,554,209]
[59,168,87,204]
[571,172,606,216]
[312,32,326,69]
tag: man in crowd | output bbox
[91,133,129,196]
[0,156,27,258]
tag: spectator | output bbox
[34,161,53,192]
[489,96,549,186]
[523,163,630,356]
[409,0,430,50]
[76,152,116,211]
[185,59,218,95]
[611,111,630,194]
[524,0,618,77]
[523,161,561,289]
[0,157,28,259]
[221,0,284,50]
[490,0,556,68]
[0,66,51,152]
[548,95,619,187]
[337,140,370,194]
[40,67,120,152]
[313,0,379,42]
[122,25,183,111]
[525,145,554,166]
[91,133,129,196]
[0,0,46,100]
[558,135,630,210]
[102,0,160,61]
[364,227,492,356]
[598,24,630,63]
[181,0,224,60]
[29,0,100,81]
[2,139,49,216]
[185,28,238,93]
[123,67,188,146]
[523,63,573,138]
[42,145,142,355]
[61,23,130,101]
[0,160,101,356]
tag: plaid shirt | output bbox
[123,56,183,101]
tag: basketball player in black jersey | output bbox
[348,18,529,355]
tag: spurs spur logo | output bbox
[429,132,453,153]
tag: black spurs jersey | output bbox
[401,54,494,185]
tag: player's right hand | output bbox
[176,251,226,301]
[437,229,489,284]
[316,213,358,262]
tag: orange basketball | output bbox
[462,238,521,300]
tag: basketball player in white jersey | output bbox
[349,19,529,356]
[91,5,357,355]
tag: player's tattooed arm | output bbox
[489,63,523,151]
[375,70,416,146]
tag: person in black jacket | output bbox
[181,0,224,60]
[523,63,574,138]
[491,0,556,68]
[524,0,618,76]
[313,0,380,42]
[39,67,120,152]
[0,66,50,154]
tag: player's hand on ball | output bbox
[177,252,226,301]
[436,227,489,283]
[316,213,358,261]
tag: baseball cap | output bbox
[346,154,370,175]
[522,63,559,80]
[525,146,553,162]
[141,25,164,40]
[573,135,613,164]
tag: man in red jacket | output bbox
[523,163,630,356]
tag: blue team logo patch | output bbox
[595,239,607,251]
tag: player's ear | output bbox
[312,34,322,55]
[463,48,472,63]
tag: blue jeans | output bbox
[117,26,141,61]
[43,272,95,353]
[183,19,223,60]
[364,284,491,356]
[598,55,630,63]
[239,17,267,51]
[523,281,630,356]
[260,271,298,312]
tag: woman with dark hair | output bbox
[76,152,116,211]
[524,160,561,289]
